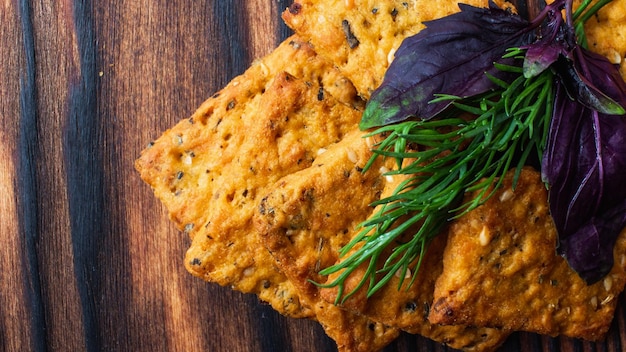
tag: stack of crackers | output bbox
[135,0,626,351]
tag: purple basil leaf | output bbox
[558,201,626,283]
[523,38,563,78]
[543,86,602,234]
[576,48,626,115]
[555,50,626,115]
[522,4,573,78]
[542,47,626,283]
[360,0,533,129]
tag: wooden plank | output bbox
[1,2,43,351]
[1,0,624,351]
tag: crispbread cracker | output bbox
[136,35,363,318]
[136,36,362,241]
[137,34,405,350]
[321,233,510,352]
[283,0,626,99]
[283,0,511,98]
[255,130,401,351]
[429,167,626,340]
[301,295,400,352]
[255,130,390,298]
[255,133,509,351]
[577,0,626,77]
[136,0,626,349]
[304,297,400,352]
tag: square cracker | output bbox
[255,133,509,351]
[136,35,363,318]
[429,167,626,340]
[282,0,510,98]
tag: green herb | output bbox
[320,60,554,301]
[318,0,625,302]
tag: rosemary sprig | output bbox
[320,60,555,302]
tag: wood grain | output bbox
[1,0,625,351]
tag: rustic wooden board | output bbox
[2,0,625,351]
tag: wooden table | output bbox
[2,1,625,351]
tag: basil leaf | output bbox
[542,47,626,283]
[555,52,626,115]
[558,202,626,283]
[522,4,572,78]
[360,0,534,129]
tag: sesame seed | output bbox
[387,48,397,66]
[499,189,514,202]
[347,148,358,163]
[604,276,613,291]
[478,226,490,246]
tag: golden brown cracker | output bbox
[136,35,363,318]
[255,130,401,351]
[317,175,509,351]
[137,34,401,351]
[429,167,626,340]
[283,0,626,98]
[579,0,626,77]
[136,36,362,240]
[283,0,511,98]
[309,299,400,352]
[322,234,510,352]
[255,130,388,298]
[256,134,508,351]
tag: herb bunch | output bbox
[320,0,626,302]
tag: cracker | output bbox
[136,36,362,240]
[283,0,510,98]
[255,133,509,351]
[283,0,626,99]
[321,233,510,352]
[255,130,388,298]
[136,35,363,318]
[429,167,626,340]
[304,297,400,352]
[255,130,401,351]
[137,34,403,350]
[580,0,626,77]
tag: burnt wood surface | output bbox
[2,1,625,351]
